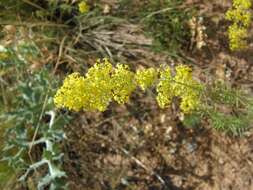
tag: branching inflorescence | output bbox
[54,59,202,114]
[226,0,252,50]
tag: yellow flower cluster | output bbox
[232,0,251,8]
[227,24,248,50]
[111,64,136,104]
[54,59,136,111]
[54,72,87,111]
[135,68,157,90]
[54,59,108,111]
[173,65,202,113]
[54,59,202,113]
[78,1,89,14]
[156,65,202,113]
[83,59,113,111]
[226,0,251,50]
[156,67,174,108]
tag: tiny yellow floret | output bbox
[135,68,158,90]
[78,1,89,14]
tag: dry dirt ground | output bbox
[61,1,253,190]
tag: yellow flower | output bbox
[78,1,89,14]
[135,68,158,90]
[112,64,136,104]
[156,67,174,108]
[225,0,251,50]
[84,58,114,111]
[54,72,87,111]
[54,60,202,114]
[173,65,202,113]
[173,65,193,96]
[180,94,200,114]
[233,0,251,9]
[54,59,136,111]
[226,9,251,27]
[54,59,114,112]
[227,23,247,50]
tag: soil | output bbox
[61,0,253,190]
[64,105,253,190]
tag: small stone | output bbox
[218,158,225,165]
[160,114,166,123]
[186,142,197,153]
[169,148,177,154]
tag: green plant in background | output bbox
[183,81,253,135]
[140,0,192,53]
[226,0,252,50]
[204,82,253,135]
[0,44,71,189]
[0,0,88,24]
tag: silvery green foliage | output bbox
[0,46,70,189]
